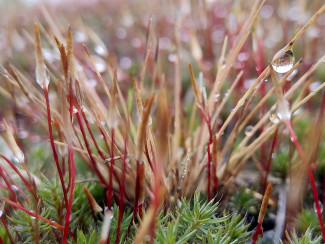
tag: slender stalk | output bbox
[284,120,325,241]
[262,128,278,194]
[75,112,107,185]
[80,109,105,160]
[107,129,114,210]
[1,216,14,244]
[0,197,65,230]
[43,84,68,207]
[115,132,128,244]
[62,145,76,243]
[252,182,273,244]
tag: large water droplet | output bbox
[244,125,254,136]
[276,99,291,121]
[35,63,50,89]
[314,201,323,214]
[12,150,24,164]
[271,50,295,73]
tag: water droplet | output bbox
[35,63,50,89]
[11,185,19,192]
[86,79,97,88]
[269,113,280,124]
[271,153,276,158]
[131,38,142,48]
[92,55,106,73]
[276,99,291,121]
[309,81,322,92]
[0,210,3,218]
[120,56,132,69]
[271,50,295,73]
[214,93,220,102]
[314,201,323,214]
[148,117,152,126]
[115,27,127,39]
[30,210,36,220]
[12,152,24,164]
[74,31,88,42]
[221,64,226,70]
[17,130,28,139]
[168,54,178,63]
[94,45,107,56]
[224,90,230,97]
[244,125,254,136]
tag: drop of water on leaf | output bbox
[269,113,280,124]
[314,201,323,214]
[244,125,254,136]
[271,50,295,73]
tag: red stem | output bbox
[207,141,212,201]
[80,110,105,160]
[285,120,325,241]
[75,112,107,185]
[115,134,128,244]
[0,154,33,193]
[1,216,14,244]
[107,129,114,211]
[43,85,68,207]
[0,196,65,230]
[62,145,76,243]
[252,221,263,244]
[262,128,278,194]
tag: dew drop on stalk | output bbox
[0,201,4,217]
[214,93,220,102]
[92,55,106,73]
[269,113,280,124]
[12,152,24,164]
[10,185,19,192]
[35,63,50,89]
[30,210,36,220]
[244,125,254,136]
[148,116,152,126]
[271,50,295,73]
[276,99,291,121]
[314,201,323,214]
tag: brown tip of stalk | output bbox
[188,64,200,103]
[136,94,155,161]
[133,77,143,119]
[258,182,272,223]
[83,186,103,213]
[53,36,61,49]
[34,24,44,66]
[66,25,75,82]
